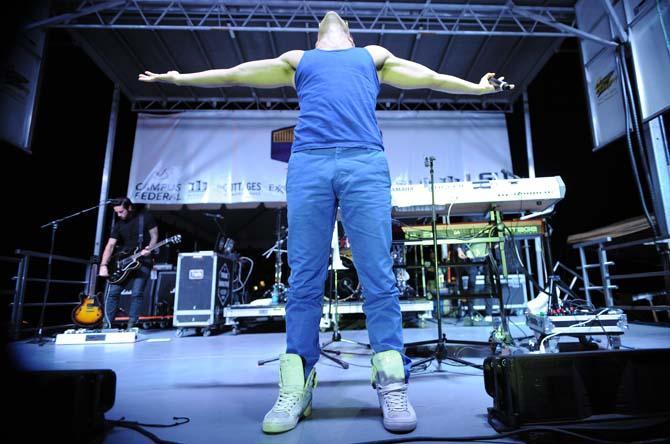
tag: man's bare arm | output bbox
[140,227,159,257]
[99,238,117,277]
[139,50,304,89]
[365,45,512,96]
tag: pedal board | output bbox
[55,328,138,345]
[526,311,628,336]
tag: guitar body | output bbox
[108,248,143,285]
[72,293,104,327]
[72,261,104,327]
[106,235,182,285]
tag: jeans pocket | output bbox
[372,151,392,186]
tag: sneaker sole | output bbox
[262,404,311,434]
[377,397,416,433]
[383,418,417,433]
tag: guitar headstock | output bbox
[168,234,182,245]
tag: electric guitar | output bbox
[72,263,104,327]
[107,234,181,285]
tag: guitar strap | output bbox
[138,212,144,249]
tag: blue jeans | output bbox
[285,147,411,378]
[104,264,150,326]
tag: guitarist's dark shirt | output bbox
[110,210,158,265]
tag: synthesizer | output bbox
[391,176,565,217]
[401,219,544,241]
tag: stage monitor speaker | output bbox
[484,348,670,430]
[11,369,116,443]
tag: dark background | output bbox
[1,7,668,440]
[2,18,668,332]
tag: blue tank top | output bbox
[292,47,383,151]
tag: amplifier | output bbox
[173,251,237,332]
[154,270,176,316]
[467,273,528,311]
[118,278,155,318]
[118,270,176,318]
[484,348,670,430]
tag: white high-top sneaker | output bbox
[371,350,417,433]
[262,353,317,434]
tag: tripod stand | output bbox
[321,220,371,359]
[28,200,113,345]
[257,214,349,369]
[404,157,489,371]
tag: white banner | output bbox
[128,110,511,205]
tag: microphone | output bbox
[204,212,224,220]
[489,76,513,91]
[103,198,124,206]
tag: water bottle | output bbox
[271,287,279,305]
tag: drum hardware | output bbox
[258,220,356,369]
[391,243,416,298]
[261,207,289,304]
[321,220,371,362]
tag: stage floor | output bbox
[7,317,670,444]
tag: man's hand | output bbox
[457,249,468,260]
[138,70,180,84]
[140,248,151,257]
[98,265,109,278]
[479,73,515,95]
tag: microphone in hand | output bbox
[488,76,513,91]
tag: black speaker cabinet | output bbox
[154,270,176,316]
[118,277,155,317]
[484,348,670,430]
[11,369,116,443]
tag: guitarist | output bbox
[98,197,158,329]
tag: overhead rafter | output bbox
[131,96,512,113]
[30,1,595,41]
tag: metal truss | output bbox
[131,96,512,112]
[32,0,593,40]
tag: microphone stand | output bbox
[28,200,112,345]
[204,212,226,252]
[403,157,488,371]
